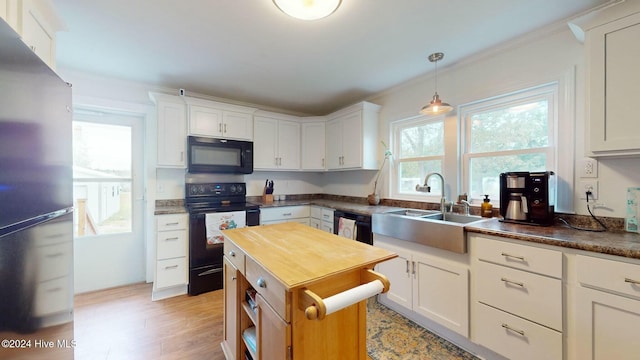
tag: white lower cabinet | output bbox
[260,205,310,226]
[374,234,469,337]
[470,234,563,360]
[153,213,189,300]
[309,206,334,233]
[574,254,640,360]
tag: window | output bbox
[391,116,445,198]
[461,83,557,202]
[72,119,133,237]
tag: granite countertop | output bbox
[154,197,640,260]
[253,198,401,216]
[466,218,640,260]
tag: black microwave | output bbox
[187,136,253,174]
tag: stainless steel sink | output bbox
[372,209,486,253]
[384,209,441,217]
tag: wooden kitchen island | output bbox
[220,222,397,360]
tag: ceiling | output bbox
[51,0,608,115]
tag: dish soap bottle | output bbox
[481,194,493,218]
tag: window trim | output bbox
[390,114,445,202]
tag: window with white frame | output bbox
[460,83,557,203]
[391,116,445,197]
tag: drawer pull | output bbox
[501,323,525,336]
[229,250,236,257]
[501,252,525,261]
[301,269,390,320]
[257,277,267,288]
[165,265,179,270]
[46,252,64,258]
[165,237,179,241]
[282,212,292,216]
[165,222,179,226]
[625,278,640,285]
[501,277,524,287]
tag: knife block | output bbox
[262,194,273,204]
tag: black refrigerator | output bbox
[0,18,74,359]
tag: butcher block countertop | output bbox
[222,222,397,290]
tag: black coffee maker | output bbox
[499,171,555,226]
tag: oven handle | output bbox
[197,268,223,277]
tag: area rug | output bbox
[367,299,479,360]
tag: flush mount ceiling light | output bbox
[420,52,453,116]
[273,0,341,20]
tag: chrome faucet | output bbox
[416,172,448,213]
[460,199,471,216]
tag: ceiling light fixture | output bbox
[273,0,341,21]
[420,52,453,116]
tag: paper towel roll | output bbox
[323,279,384,316]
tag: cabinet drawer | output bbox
[474,236,562,278]
[156,214,188,231]
[245,256,288,322]
[157,229,187,259]
[476,260,562,331]
[577,254,640,300]
[321,208,334,222]
[31,221,72,246]
[34,276,72,316]
[224,240,245,272]
[155,257,188,289]
[35,242,73,281]
[310,206,322,219]
[474,302,562,360]
[260,206,310,222]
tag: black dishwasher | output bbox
[333,210,373,245]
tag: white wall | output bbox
[368,23,640,218]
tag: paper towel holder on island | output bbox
[300,268,390,320]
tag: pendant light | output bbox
[420,52,453,116]
[273,0,342,21]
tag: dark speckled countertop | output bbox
[466,218,640,260]
[155,197,640,260]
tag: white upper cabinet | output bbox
[253,112,301,170]
[326,102,380,170]
[570,2,640,157]
[301,118,326,171]
[150,93,187,168]
[185,98,255,140]
[2,0,65,69]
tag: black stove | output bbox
[185,182,259,213]
[185,182,260,295]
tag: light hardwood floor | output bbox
[74,283,224,360]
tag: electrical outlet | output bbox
[580,158,598,178]
[579,180,598,200]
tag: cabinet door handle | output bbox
[625,278,640,285]
[219,123,223,133]
[224,123,227,133]
[405,260,410,275]
[501,277,524,287]
[257,277,267,288]
[231,276,237,281]
[412,261,416,277]
[322,158,325,167]
[180,152,184,162]
[501,252,525,261]
[229,250,236,257]
[501,323,525,336]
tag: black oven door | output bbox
[187,208,260,295]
